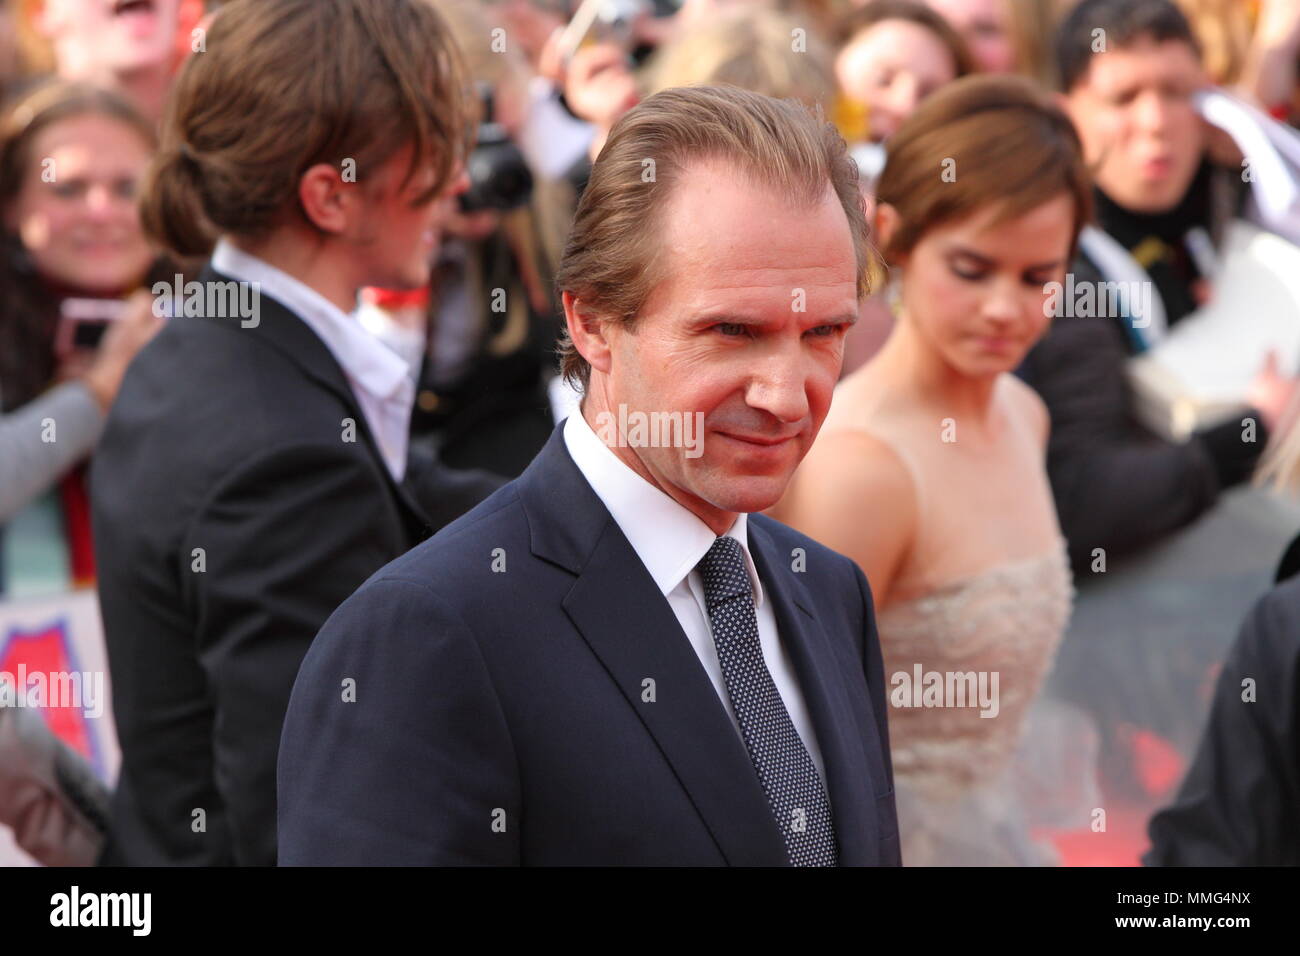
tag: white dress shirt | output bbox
[562,411,828,786]
[212,239,415,482]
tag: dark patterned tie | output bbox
[696,536,838,866]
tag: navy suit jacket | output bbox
[278,422,901,865]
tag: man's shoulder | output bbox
[750,512,863,595]
[135,309,304,390]
[359,481,529,590]
[1240,574,1300,671]
[110,312,352,453]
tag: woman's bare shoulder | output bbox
[1000,373,1050,447]
[782,424,918,526]
[773,425,918,606]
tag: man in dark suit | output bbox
[90,0,501,868]
[92,261,500,866]
[1016,0,1279,574]
[1142,544,1300,866]
[278,85,900,866]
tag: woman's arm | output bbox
[0,382,104,524]
[0,290,162,523]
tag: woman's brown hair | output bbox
[141,0,471,259]
[874,73,1092,267]
[0,81,158,411]
[0,80,156,211]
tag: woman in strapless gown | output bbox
[866,423,1075,866]
[772,75,1096,865]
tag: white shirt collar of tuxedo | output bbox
[212,238,411,402]
[562,410,766,608]
[211,238,415,480]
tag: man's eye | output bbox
[807,324,840,337]
[716,323,748,336]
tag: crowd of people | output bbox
[2,0,1300,867]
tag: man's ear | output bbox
[562,290,613,377]
[297,162,352,236]
[1056,89,1090,135]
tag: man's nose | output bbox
[84,184,116,218]
[886,75,922,121]
[745,354,810,424]
[1133,89,1171,136]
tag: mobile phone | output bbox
[55,298,128,356]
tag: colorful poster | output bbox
[0,589,118,867]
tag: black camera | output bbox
[460,83,534,214]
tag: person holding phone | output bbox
[0,81,164,588]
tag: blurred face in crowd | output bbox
[836,20,959,141]
[926,0,1016,74]
[6,113,154,293]
[882,193,1074,378]
[351,144,469,290]
[1063,35,1207,214]
[38,0,183,78]
[572,161,860,529]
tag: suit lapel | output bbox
[520,427,788,865]
[519,425,886,865]
[562,525,791,866]
[197,265,430,539]
[747,519,883,865]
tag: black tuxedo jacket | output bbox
[278,422,901,865]
[91,266,500,865]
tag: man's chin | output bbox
[698,474,792,518]
[107,37,173,71]
[382,267,433,292]
[1109,178,1191,216]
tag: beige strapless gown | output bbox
[876,539,1077,866]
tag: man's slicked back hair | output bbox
[554,85,874,392]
